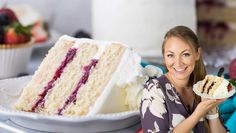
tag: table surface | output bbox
[0,119,141,133]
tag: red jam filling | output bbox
[227,84,232,92]
[57,59,98,115]
[31,48,77,112]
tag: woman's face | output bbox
[163,37,200,80]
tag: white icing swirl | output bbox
[212,79,229,98]
[88,46,144,115]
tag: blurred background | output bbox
[0,0,92,35]
[1,0,236,132]
[0,0,235,78]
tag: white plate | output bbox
[33,29,62,49]
[0,76,140,133]
[193,81,236,99]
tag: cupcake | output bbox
[8,4,49,43]
[0,7,33,79]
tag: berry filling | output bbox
[57,59,98,115]
[31,48,77,112]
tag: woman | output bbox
[140,26,227,133]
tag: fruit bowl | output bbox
[0,38,34,79]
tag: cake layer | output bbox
[198,22,236,51]
[62,44,126,116]
[15,37,77,111]
[42,43,99,115]
[197,6,236,22]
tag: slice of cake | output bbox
[198,75,232,97]
[197,0,236,51]
[15,35,144,116]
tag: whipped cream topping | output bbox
[212,79,229,97]
[71,36,109,60]
[88,46,144,115]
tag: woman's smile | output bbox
[173,67,187,73]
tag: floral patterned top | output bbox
[140,75,205,133]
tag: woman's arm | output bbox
[208,117,227,133]
[172,111,201,133]
[173,99,226,133]
[208,107,227,133]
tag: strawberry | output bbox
[31,21,48,43]
[4,22,31,44]
[4,28,18,44]
[18,34,29,43]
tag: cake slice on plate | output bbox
[198,75,232,97]
[15,35,144,116]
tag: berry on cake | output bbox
[197,75,234,98]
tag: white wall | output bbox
[0,0,92,35]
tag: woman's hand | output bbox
[193,98,226,119]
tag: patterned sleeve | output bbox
[140,78,173,133]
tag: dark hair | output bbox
[162,25,209,132]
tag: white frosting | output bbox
[72,40,80,48]
[92,42,109,60]
[212,79,229,97]
[88,46,144,115]
[63,35,114,60]
[92,0,196,57]
[59,35,76,42]
[124,76,146,110]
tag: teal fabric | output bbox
[221,113,232,124]
[226,111,236,133]
[219,88,236,132]
[233,94,236,107]
[219,99,235,114]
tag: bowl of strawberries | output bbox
[0,7,34,79]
